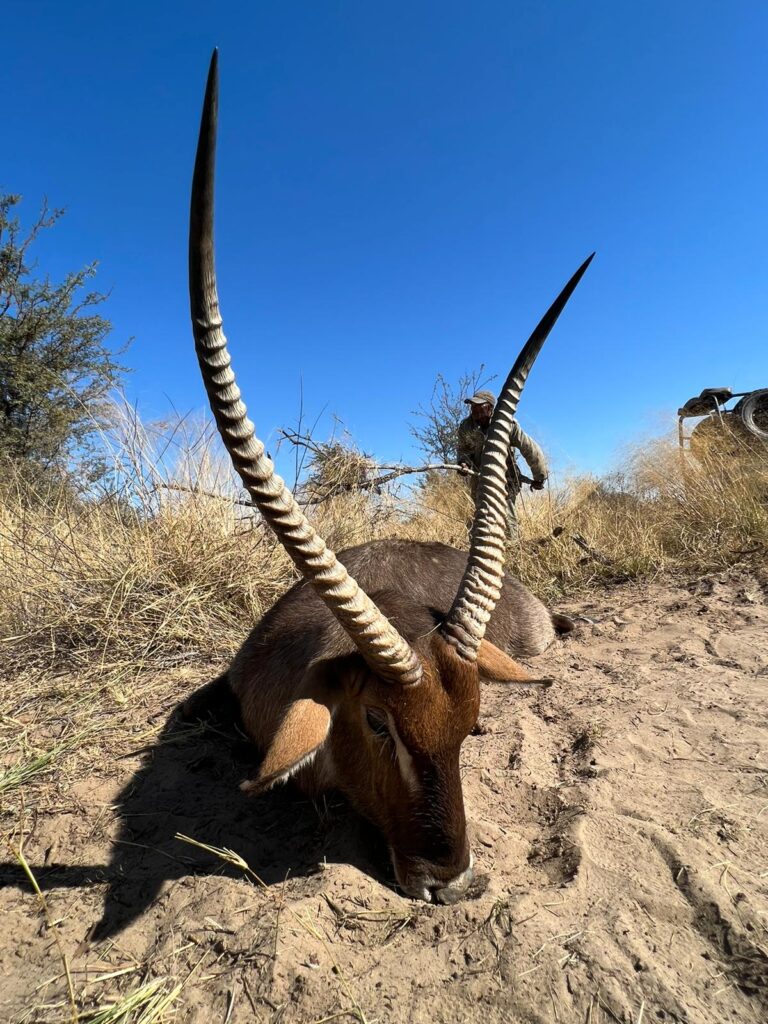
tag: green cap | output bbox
[464,389,496,406]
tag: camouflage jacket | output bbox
[456,415,548,483]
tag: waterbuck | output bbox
[186,51,593,904]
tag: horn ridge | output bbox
[443,254,594,660]
[188,51,421,686]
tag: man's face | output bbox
[470,402,493,427]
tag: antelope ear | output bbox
[241,694,334,796]
[477,639,553,686]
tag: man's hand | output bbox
[530,478,546,491]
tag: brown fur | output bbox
[190,538,564,902]
[242,698,332,794]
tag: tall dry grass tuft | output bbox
[401,469,475,549]
[0,403,293,684]
[506,431,768,601]
[0,403,766,687]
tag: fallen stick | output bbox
[552,526,612,564]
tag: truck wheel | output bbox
[738,389,768,441]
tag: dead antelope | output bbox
[186,51,592,904]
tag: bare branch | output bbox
[157,482,259,510]
[157,425,537,515]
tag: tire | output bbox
[737,389,768,441]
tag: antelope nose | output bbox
[430,862,474,905]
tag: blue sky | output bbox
[4,1,767,478]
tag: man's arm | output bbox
[455,419,475,472]
[509,421,548,486]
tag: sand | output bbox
[1,563,767,1022]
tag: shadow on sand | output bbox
[0,679,390,939]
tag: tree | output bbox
[409,366,496,462]
[0,193,127,475]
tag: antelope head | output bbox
[189,51,592,903]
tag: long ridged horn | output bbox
[189,51,421,686]
[442,254,594,660]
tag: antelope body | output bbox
[186,52,592,904]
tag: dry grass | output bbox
[0,405,297,685]
[0,405,766,689]
[505,433,768,602]
[79,978,183,1024]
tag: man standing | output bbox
[456,389,547,535]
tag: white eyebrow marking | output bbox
[388,714,420,794]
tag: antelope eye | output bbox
[365,708,390,738]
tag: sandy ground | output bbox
[1,564,767,1023]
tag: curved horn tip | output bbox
[206,48,219,91]
[572,251,596,280]
[578,251,596,275]
[199,50,218,106]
